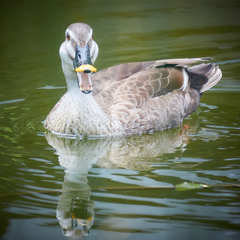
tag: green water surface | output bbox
[1,0,240,239]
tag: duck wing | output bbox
[92,61,153,95]
[92,57,211,95]
[93,58,221,134]
[94,58,208,110]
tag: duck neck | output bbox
[61,61,80,90]
[60,72,116,135]
[65,85,113,136]
[59,62,123,136]
[61,61,111,135]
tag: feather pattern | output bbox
[44,23,222,137]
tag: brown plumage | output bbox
[44,23,222,137]
[90,59,221,135]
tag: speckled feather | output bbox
[45,58,221,136]
[44,23,222,137]
[91,60,207,135]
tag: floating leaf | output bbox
[176,182,208,191]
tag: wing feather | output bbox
[91,57,213,134]
[93,57,209,95]
[95,64,188,122]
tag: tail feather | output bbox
[188,63,222,93]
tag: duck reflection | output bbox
[56,172,94,238]
[45,122,197,239]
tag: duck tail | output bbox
[187,63,222,93]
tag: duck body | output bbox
[44,23,222,137]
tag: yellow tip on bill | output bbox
[75,64,97,73]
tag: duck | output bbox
[44,22,222,137]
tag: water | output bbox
[1,0,240,239]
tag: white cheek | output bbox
[59,42,74,63]
[66,41,75,59]
[90,40,99,63]
[59,42,74,68]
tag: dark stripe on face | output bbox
[73,45,92,69]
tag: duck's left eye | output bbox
[66,33,70,41]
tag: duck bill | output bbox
[75,64,97,73]
[73,45,96,94]
[73,45,97,74]
[76,72,93,94]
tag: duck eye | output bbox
[66,33,70,41]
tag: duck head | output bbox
[59,23,99,93]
